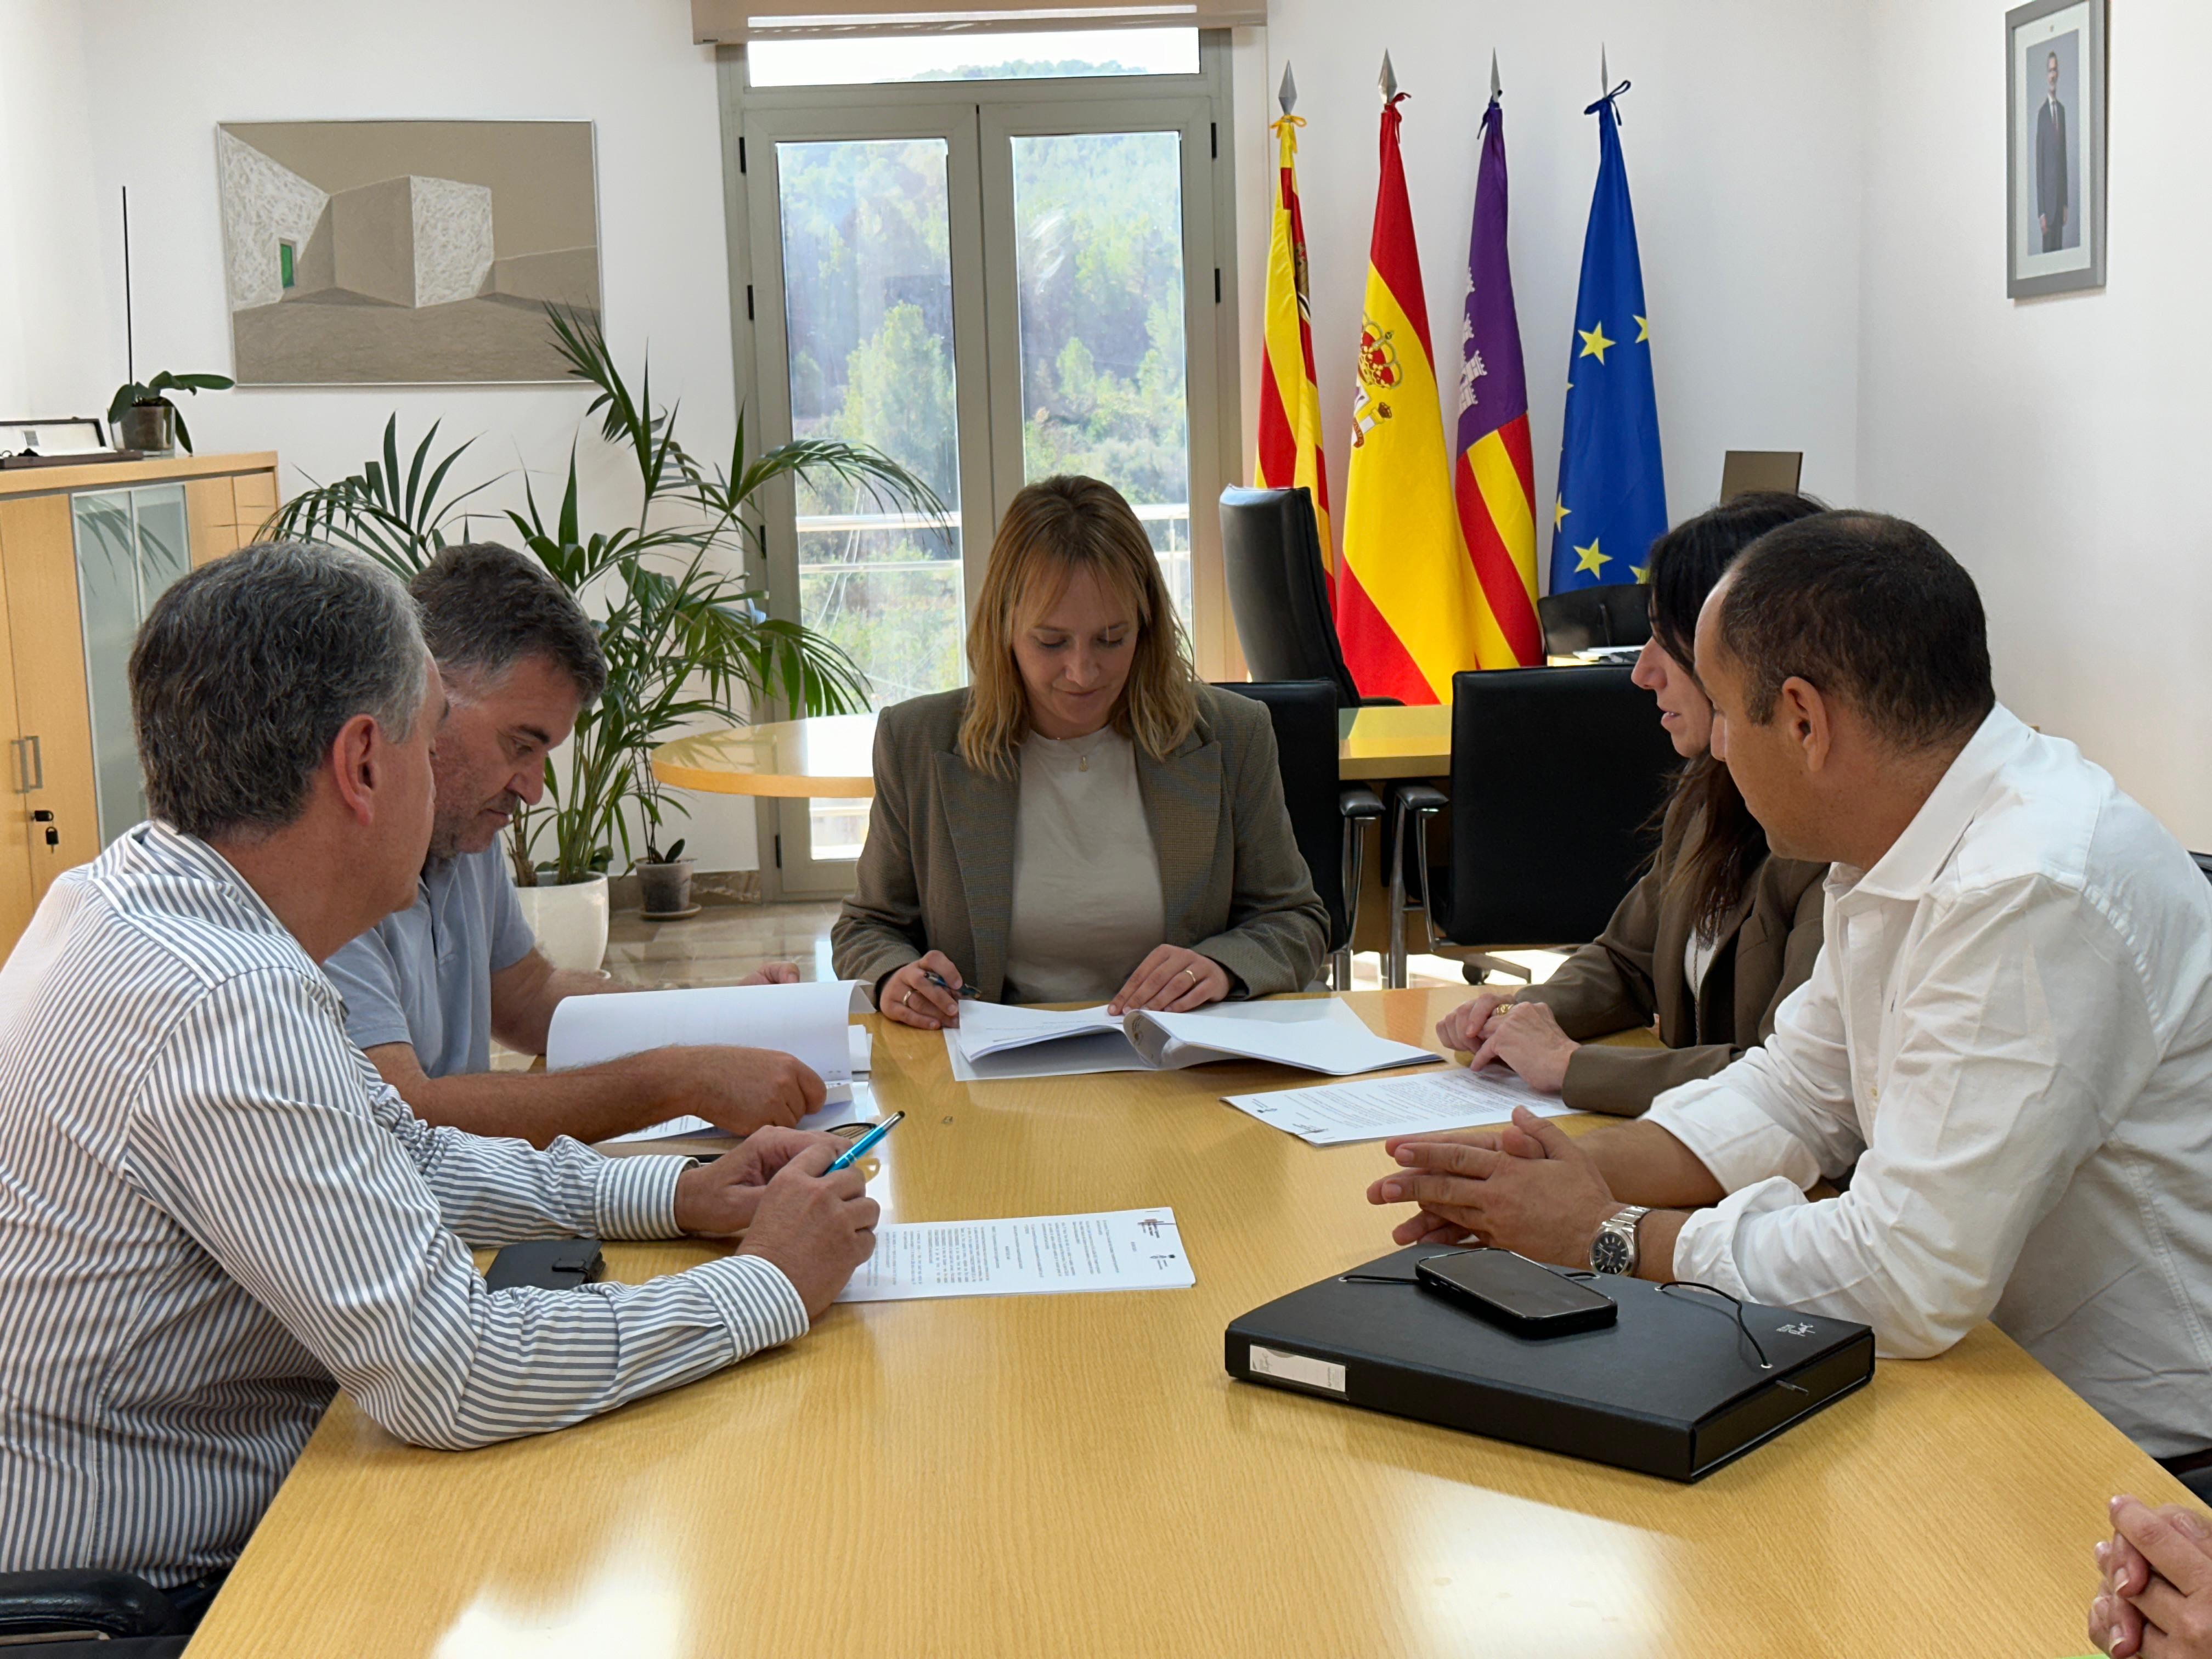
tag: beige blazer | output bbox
[1514,791,1827,1116]
[831,684,1328,1002]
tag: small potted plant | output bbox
[107,370,235,455]
[635,834,695,920]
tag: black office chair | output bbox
[2194,851,2212,887]
[1385,667,1678,986]
[1219,486,1397,709]
[0,1570,195,1656]
[1536,582,1652,656]
[1218,680,1383,990]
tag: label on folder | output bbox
[1248,1345,1346,1395]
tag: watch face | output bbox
[1592,1229,1632,1275]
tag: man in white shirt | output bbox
[0,543,877,1595]
[1371,510,2212,1468]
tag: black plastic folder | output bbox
[1226,1246,1874,1481]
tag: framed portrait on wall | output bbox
[2006,0,2106,297]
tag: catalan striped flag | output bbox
[1255,108,1333,573]
[1451,90,1543,667]
[1337,85,1480,706]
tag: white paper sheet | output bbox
[601,1082,878,1147]
[948,1000,1124,1060]
[1130,1000,1434,1076]
[836,1207,1194,1302]
[547,980,869,1085]
[945,1028,1153,1084]
[1222,1064,1573,1146]
[943,997,1432,1083]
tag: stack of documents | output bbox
[943,997,1435,1084]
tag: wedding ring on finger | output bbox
[1181,967,1199,985]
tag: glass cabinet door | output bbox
[72,485,191,845]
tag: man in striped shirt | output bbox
[0,543,878,1604]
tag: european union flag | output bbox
[1549,87,1664,594]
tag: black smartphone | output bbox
[484,1238,605,1294]
[1414,1248,1618,1336]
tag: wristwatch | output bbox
[1589,1205,1652,1276]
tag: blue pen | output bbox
[922,968,980,1001]
[823,1111,904,1176]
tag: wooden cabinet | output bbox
[0,452,279,956]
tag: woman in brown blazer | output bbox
[1435,493,1831,1116]
[832,476,1326,1027]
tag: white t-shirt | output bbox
[1003,727,1166,1004]
[1683,926,1719,1000]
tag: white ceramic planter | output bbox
[513,874,610,973]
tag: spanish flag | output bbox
[1255,106,1333,574]
[1338,86,1480,706]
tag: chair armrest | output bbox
[0,1570,180,1640]
[1357,695,1404,707]
[1336,786,1385,822]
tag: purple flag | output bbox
[1452,94,1542,666]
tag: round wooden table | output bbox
[653,713,879,799]
[652,704,1457,800]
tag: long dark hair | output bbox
[1645,491,1826,936]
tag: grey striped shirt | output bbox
[0,823,807,1586]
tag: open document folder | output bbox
[944,997,1435,1084]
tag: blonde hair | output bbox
[958,475,1197,775]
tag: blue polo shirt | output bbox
[322,845,538,1077]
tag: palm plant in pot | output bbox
[264,306,939,969]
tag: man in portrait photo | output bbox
[2036,47,2070,252]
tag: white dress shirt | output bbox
[1647,706,2212,1455]
[0,823,808,1585]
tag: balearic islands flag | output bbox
[1337,82,1482,706]
[1451,86,1543,668]
[1255,100,1334,573]
[1550,83,1666,593]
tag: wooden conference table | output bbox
[651,702,1456,797]
[189,986,2180,1658]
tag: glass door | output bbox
[982,100,1223,649]
[744,108,994,897]
[732,48,1235,898]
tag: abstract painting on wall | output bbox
[214,120,602,384]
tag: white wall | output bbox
[0,2,106,417]
[1238,0,1870,560]
[1858,0,2212,845]
[16,0,763,870]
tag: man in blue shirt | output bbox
[325,544,822,1146]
